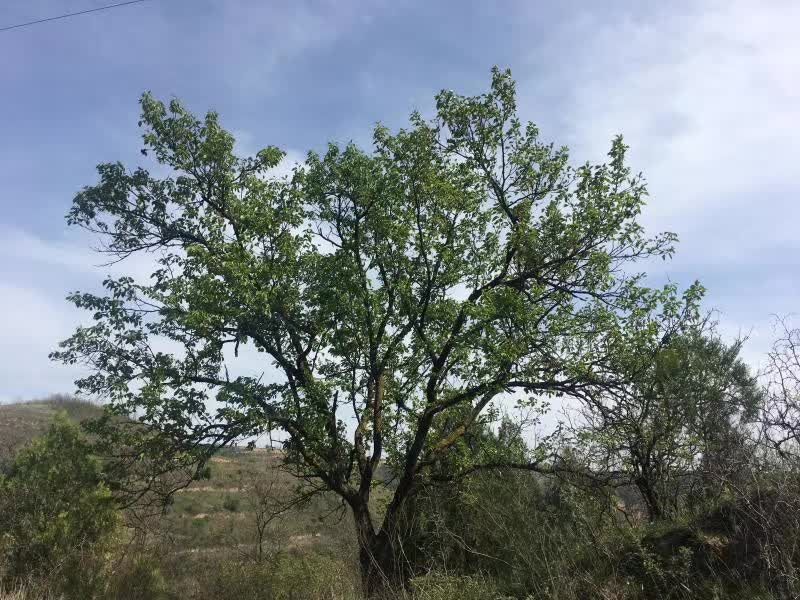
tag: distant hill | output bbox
[0,394,105,467]
[0,394,362,582]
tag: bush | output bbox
[107,553,170,600]
[188,552,360,600]
[0,415,118,598]
[410,574,510,600]
[402,469,619,598]
[222,495,240,512]
[268,552,359,599]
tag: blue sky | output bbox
[0,0,798,401]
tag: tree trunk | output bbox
[353,504,407,597]
[636,475,663,522]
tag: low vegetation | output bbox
[4,378,800,600]
[0,413,117,598]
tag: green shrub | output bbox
[269,552,359,599]
[0,415,118,598]
[222,495,240,512]
[107,554,169,600]
[189,552,359,600]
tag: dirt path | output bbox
[172,533,322,556]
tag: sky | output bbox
[0,0,798,402]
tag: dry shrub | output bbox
[0,583,60,600]
[182,551,360,600]
[409,573,510,600]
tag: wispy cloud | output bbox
[0,283,83,402]
[0,0,797,399]
[509,0,799,361]
[532,0,799,231]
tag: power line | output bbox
[0,0,150,33]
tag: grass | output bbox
[0,582,61,600]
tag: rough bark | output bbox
[353,504,407,597]
[636,475,663,521]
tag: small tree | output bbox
[238,466,286,563]
[0,415,118,596]
[575,320,762,521]
[764,318,800,459]
[53,68,696,594]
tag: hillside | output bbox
[0,395,104,468]
[156,445,362,596]
[0,396,363,595]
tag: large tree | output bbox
[53,68,695,594]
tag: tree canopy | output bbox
[53,68,701,592]
[573,322,762,520]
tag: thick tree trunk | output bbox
[636,475,663,522]
[353,504,407,597]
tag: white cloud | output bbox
[0,227,94,272]
[0,225,176,402]
[233,130,305,180]
[0,223,287,402]
[0,283,86,403]
[216,1,384,97]
[533,0,799,233]
[510,0,800,354]
[0,225,164,285]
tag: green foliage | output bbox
[107,554,169,600]
[53,67,702,589]
[0,415,118,597]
